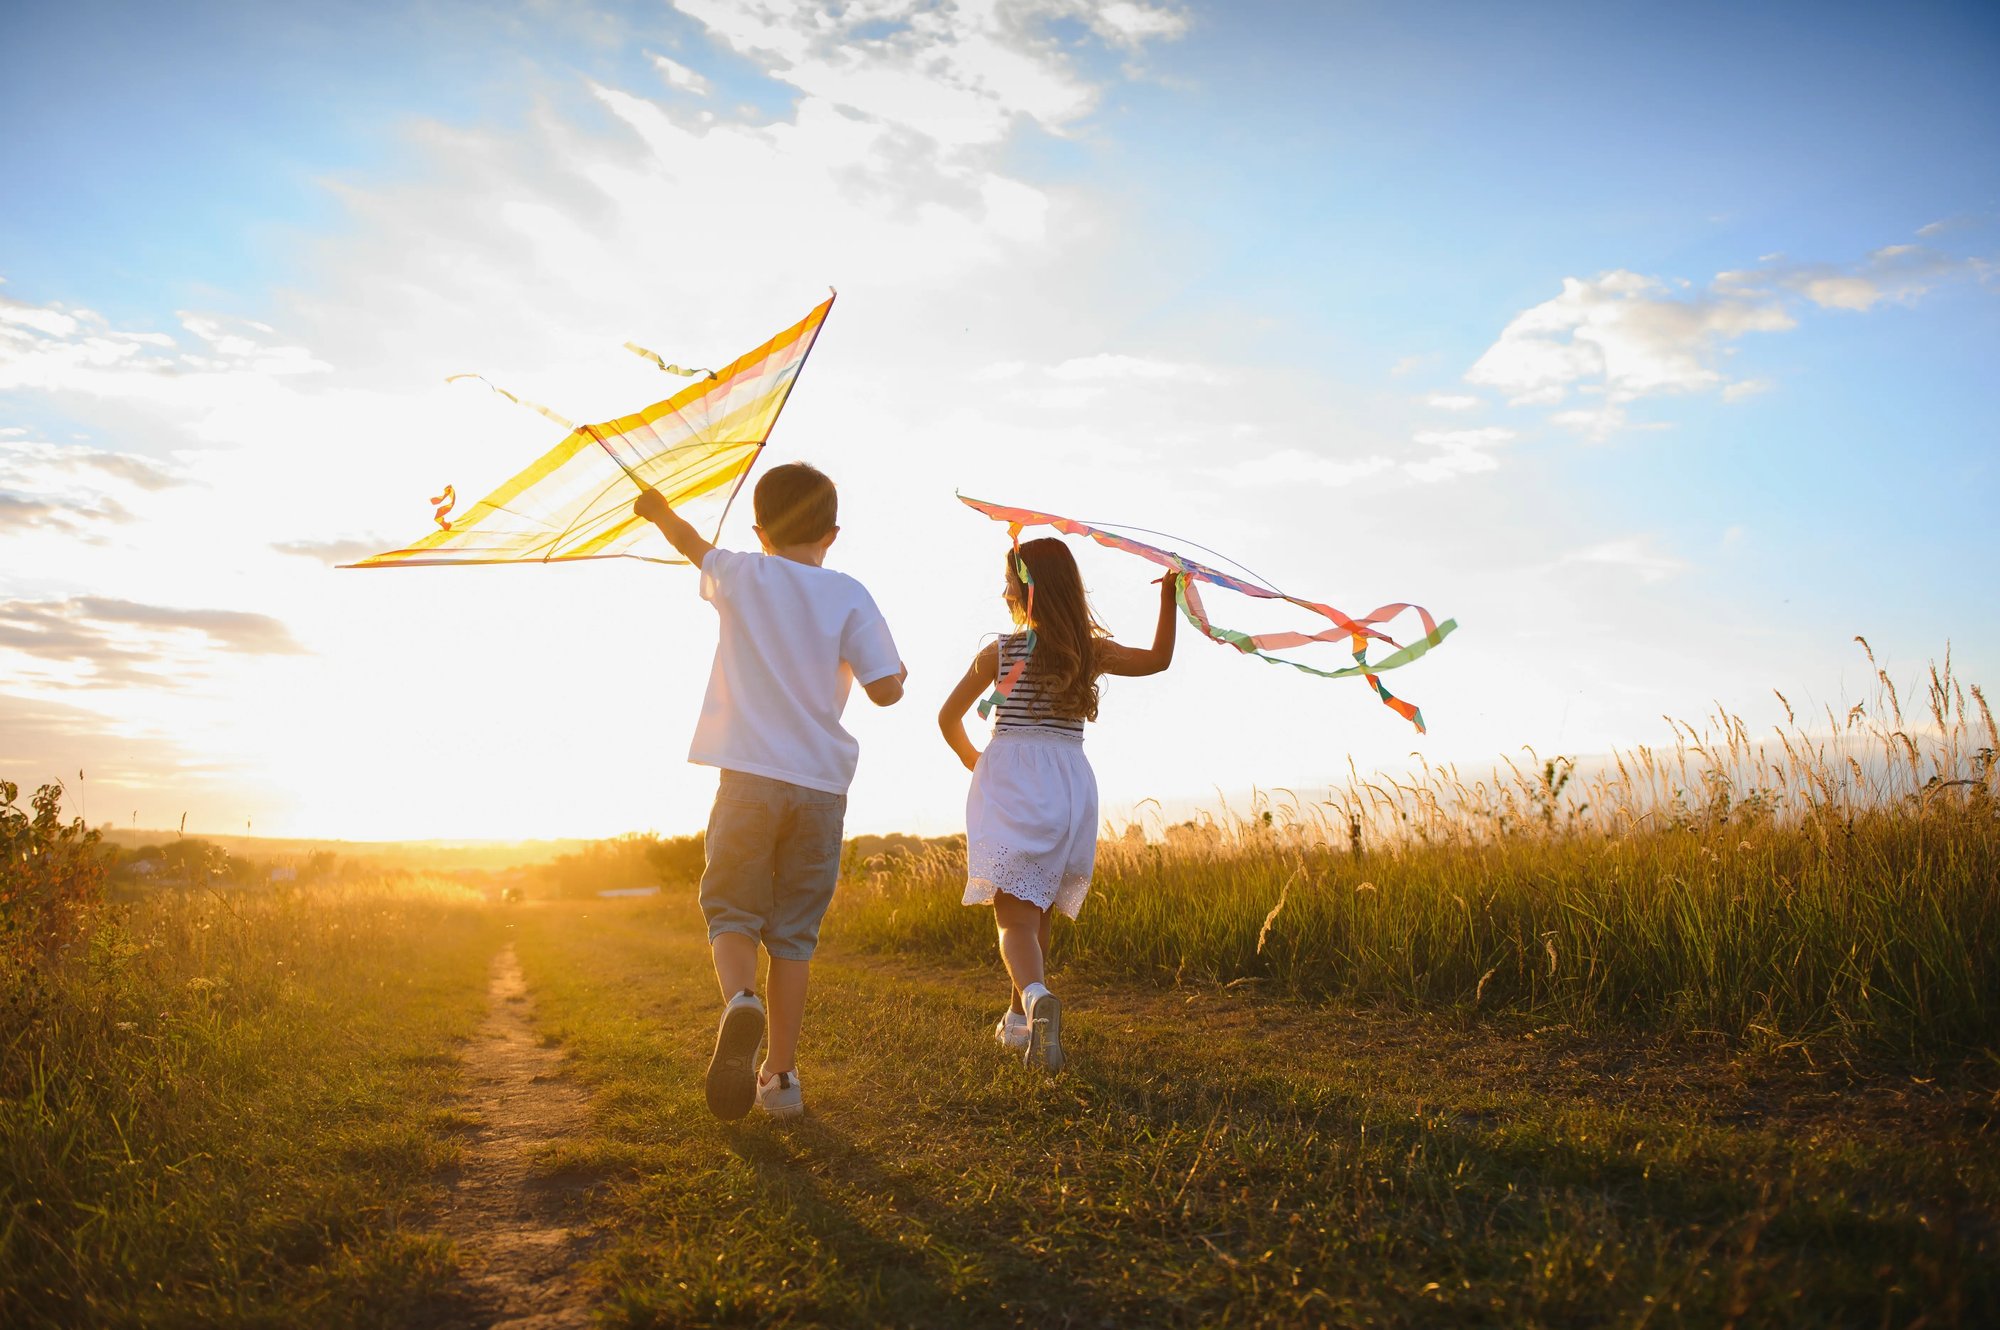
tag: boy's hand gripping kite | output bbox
[960,495,1457,732]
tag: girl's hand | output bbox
[1155,570,1183,602]
[960,748,981,773]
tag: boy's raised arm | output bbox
[634,488,715,567]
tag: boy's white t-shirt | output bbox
[689,546,901,795]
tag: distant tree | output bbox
[645,834,705,890]
[535,833,672,898]
[159,839,226,883]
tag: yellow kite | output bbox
[345,294,834,568]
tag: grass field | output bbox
[0,877,503,1327]
[3,651,1995,1326]
[508,899,1996,1328]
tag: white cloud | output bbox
[1467,229,1995,437]
[1208,448,1391,488]
[1466,269,1793,406]
[0,296,84,338]
[1405,426,1513,483]
[1737,241,1988,313]
[0,296,328,403]
[1424,392,1480,411]
[1,436,184,494]
[650,53,712,95]
[1091,1,1191,46]
[1047,353,1225,383]
[1561,537,1688,583]
[671,0,1187,148]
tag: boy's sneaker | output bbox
[995,1011,1029,1051]
[1025,989,1065,1073]
[705,990,765,1120]
[756,1069,805,1119]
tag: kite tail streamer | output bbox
[429,485,456,531]
[959,495,1455,733]
[1177,578,1455,728]
[443,374,577,431]
[623,342,716,379]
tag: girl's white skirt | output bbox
[963,730,1099,919]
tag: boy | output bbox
[634,462,904,1120]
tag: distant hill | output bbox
[96,828,594,874]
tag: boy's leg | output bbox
[763,957,809,1074]
[712,930,760,1000]
[762,783,846,1082]
[700,772,778,995]
[699,774,780,1120]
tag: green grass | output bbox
[5,649,1992,1325]
[510,898,1998,1328]
[828,653,2000,1067]
[0,880,501,1329]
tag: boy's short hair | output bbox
[753,462,838,547]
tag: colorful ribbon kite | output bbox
[344,294,834,568]
[959,495,1457,732]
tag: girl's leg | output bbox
[1005,904,1055,1015]
[994,891,1048,1000]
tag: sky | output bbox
[2,0,1996,842]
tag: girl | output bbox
[938,538,1179,1071]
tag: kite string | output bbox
[1072,516,1285,595]
[578,422,650,494]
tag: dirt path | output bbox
[437,944,597,1329]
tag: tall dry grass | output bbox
[827,643,1999,1064]
[0,872,500,1326]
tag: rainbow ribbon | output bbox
[975,522,1037,719]
[959,495,1456,733]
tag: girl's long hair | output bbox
[1004,537,1106,721]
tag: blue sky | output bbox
[3,0,1995,839]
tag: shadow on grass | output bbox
[713,1113,1099,1329]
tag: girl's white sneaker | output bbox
[995,1011,1029,1051]
[1025,989,1064,1072]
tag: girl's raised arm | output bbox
[1099,572,1182,677]
[938,641,1000,772]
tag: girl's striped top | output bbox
[992,632,1086,736]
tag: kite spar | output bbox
[344,293,834,569]
[959,495,1457,732]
